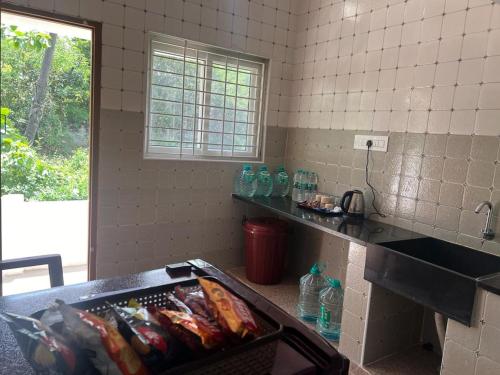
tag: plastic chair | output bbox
[0,254,64,296]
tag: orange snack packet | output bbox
[197,278,259,338]
[156,309,225,350]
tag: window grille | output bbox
[144,33,269,162]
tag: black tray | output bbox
[31,276,283,375]
[297,202,343,216]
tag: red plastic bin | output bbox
[243,217,288,285]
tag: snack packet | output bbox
[106,303,175,371]
[124,299,160,325]
[155,309,225,351]
[57,302,149,375]
[0,312,96,375]
[174,285,211,319]
[198,278,259,338]
[165,292,192,314]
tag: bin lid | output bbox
[244,217,288,234]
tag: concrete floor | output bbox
[2,264,87,296]
[227,266,441,375]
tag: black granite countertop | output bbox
[234,195,500,296]
[234,195,424,245]
[478,274,500,295]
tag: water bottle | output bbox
[255,165,273,197]
[233,165,242,195]
[273,166,290,197]
[297,263,327,322]
[304,171,312,202]
[239,164,257,197]
[316,277,344,341]
[309,172,318,201]
[292,169,302,202]
[297,170,307,202]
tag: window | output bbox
[144,33,269,162]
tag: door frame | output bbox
[0,3,101,281]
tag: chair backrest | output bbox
[0,254,64,296]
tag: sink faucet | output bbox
[474,201,495,240]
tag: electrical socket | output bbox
[353,135,389,152]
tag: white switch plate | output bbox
[353,135,389,152]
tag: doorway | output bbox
[0,5,100,295]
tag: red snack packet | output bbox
[156,309,225,351]
[106,303,178,373]
[198,278,259,338]
[58,303,149,375]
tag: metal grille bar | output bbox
[145,33,267,161]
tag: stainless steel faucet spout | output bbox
[475,201,492,213]
[474,201,495,240]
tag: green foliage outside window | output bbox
[1,23,91,201]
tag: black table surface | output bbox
[0,259,347,375]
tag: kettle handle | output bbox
[340,191,353,212]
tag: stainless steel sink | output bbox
[364,237,500,325]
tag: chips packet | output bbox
[124,299,161,326]
[155,309,225,351]
[165,292,192,314]
[174,285,211,319]
[105,303,176,372]
[0,312,97,375]
[198,278,259,338]
[56,302,149,375]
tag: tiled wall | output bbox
[281,0,500,253]
[363,284,424,364]
[284,0,500,136]
[2,0,293,277]
[285,221,349,281]
[339,242,371,365]
[442,289,500,375]
[96,109,285,276]
[285,129,500,252]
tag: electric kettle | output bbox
[340,190,365,218]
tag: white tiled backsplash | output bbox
[284,0,500,136]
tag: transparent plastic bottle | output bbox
[309,172,318,202]
[316,277,344,341]
[304,171,313,202]
[273,166,290,197]
[233,165,242,195]
[297,170,307,202]
[239,164,257,197]
[255,165,273,197]
[297,263,327,322]
[292,169,302,202]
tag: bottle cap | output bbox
[326,277,341,288]
[243,164,252,171]
[310,262,326,275]
[310,263,321,275]
[277,165,285,172]
[259,165,268,171]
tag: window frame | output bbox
[144,32,270,163]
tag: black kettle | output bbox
[340,190,365,218]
